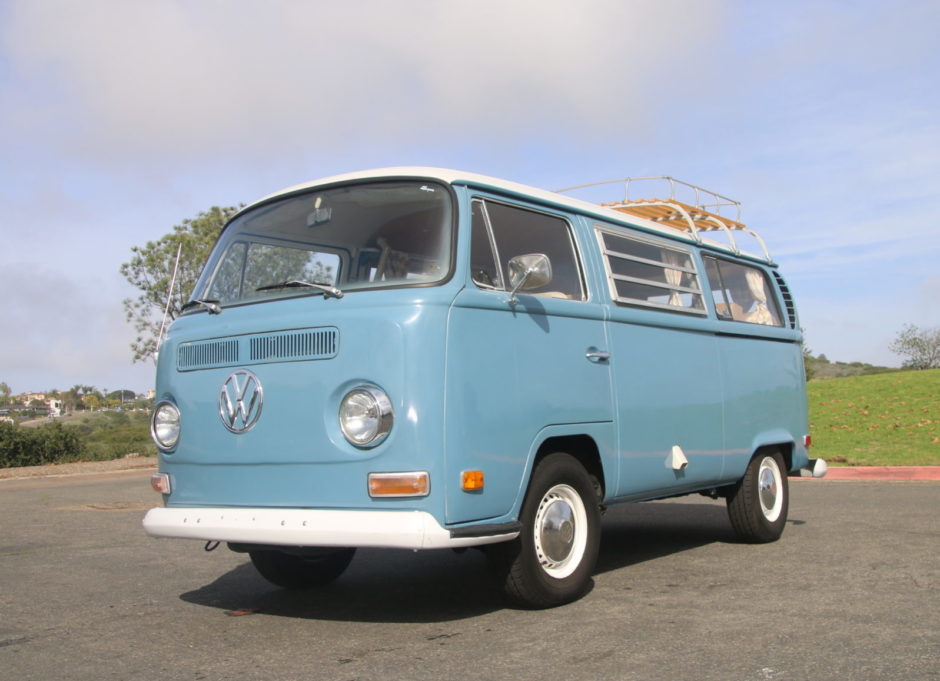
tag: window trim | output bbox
[470,196,587,302]
[190,178,459,312]
[702,254,785,328]
[594,224,707,316]
[470,199,506,291]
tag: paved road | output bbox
[1,473,937,681]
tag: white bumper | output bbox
[791,458,828,478]
[143,506,518,550]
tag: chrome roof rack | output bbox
[556,176,772,262]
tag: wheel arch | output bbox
[495,422,615,526]
[752,441,793,472]
[748,429,796,472]
[533,434,606,502]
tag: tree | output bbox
[0,382,10,407]
[800,328,818,381]
[890,324,940,370]
[63,385,83,413]
[120,206,241,362]
[107,389,136,402]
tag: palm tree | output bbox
[64,385,83,414]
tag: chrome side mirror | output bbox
[507,253,552,305]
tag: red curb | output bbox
[803,466,940,482]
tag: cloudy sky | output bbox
[1,0,938,393]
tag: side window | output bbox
[704,256,783,327]
[596,226,705,314]
[471,199,585,300]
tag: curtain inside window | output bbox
[744,269,776,325]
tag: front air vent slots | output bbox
[249,329,338,361]
[177,339,239,370]
[176,327,338,371]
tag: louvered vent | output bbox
[176,327,338,371]
[177,339,239,370]
[249,328,338,362]
[772,271,798,329]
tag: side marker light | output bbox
[461,470,484,491]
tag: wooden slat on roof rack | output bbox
[603,199,748,233]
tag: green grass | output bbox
[808,368,940,466]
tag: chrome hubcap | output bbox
[533,484,588,579]
[757,457,783,522]
[539,499,575,562]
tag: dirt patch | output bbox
[58,501,156,512]
[0,455,157,481]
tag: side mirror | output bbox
[507,253,552,304]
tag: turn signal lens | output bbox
[461,470,484,491]
[150,473,171,495]
[368,472,429,497]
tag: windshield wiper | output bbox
[181,298,222,314]
[255,280,344,299]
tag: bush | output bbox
[79,412,154,460]
[0,421,86,468]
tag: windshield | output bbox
[192,180,453,307]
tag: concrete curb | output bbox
[798,466,940,482]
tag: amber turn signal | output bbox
[461,470,484,491]
[368,471,430,497]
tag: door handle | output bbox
[585,350,611,362]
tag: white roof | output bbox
[243,166,764,261]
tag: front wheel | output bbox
[249,548,356,589]
[726,450,789,543]
[489,453,601,609]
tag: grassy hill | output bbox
[807,368,940,466]
[804,354,897,380]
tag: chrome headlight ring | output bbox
[338,385,393,448]
[151,400,181,452]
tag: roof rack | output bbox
[556,176,772,262]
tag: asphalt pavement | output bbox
[0,469,937,681]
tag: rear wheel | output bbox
[249,548,356,589]
[726,450,788,543]
[490,453,600,608]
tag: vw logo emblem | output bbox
[219,370,264,433]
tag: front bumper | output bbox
[143,506,519,550]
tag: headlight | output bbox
[151,401,181,451]
[339,386,393,447]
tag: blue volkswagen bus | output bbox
[144,168,826,608]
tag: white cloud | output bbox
[1,0,938,383]
[0,265,153,392]
[1,0,729,162]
